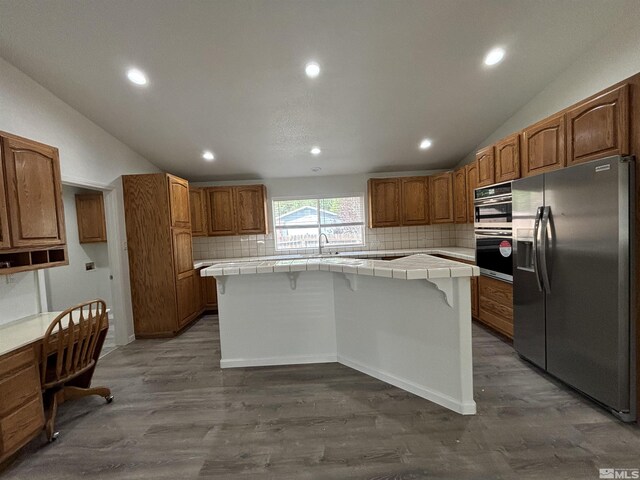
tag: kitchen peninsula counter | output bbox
[202,253,478,415]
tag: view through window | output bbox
[272,196,365,250]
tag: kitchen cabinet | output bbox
[235,185,268,234]
[566,84,629,166]
[203,275,218,310]
[453,168,467,223]
[400,177,430,226]
[478,275,513,339]
[429,172,454,224]
[522,114,566,177]
[189,188,207,237]
[75,194,107,243]
[494,134,521,182]
[205,185,267,236]
[476,146,495,187]
[123,173,200,338]
[465,162,478,224]
[368,178,401,227]
[0,132,68,274]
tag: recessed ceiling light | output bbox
[310,146,321,155]
[305,62,321,78]
[484,47,505,66]
[202,150,215,161]
[126,68,148,86]
[419,139,432,150]
[311,167,322,172]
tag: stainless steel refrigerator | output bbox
[512,155,636,421]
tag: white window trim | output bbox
[272,194,366,251]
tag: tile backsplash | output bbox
[193,224,471,260]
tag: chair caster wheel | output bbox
[105,395,114,404]
[49,431,59,443]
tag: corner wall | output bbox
[457,8,640,167]
[0,57,159,329]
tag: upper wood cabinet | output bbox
[1,133,65,248]
[235,185,268,235]
[205,185,268,236]
[400,177,430,226]
[522,114,566,177]
[429,172,454,224]
[494,134,521,182]
[465,162,478,224]
[75,194,107,243]
[368,178,401,228]
[453,168,467,224]
[0,147,9,250]
[476,146,495,187]
[206,187,236,236]
[189,187,207,237]
[566,84,629,166]
[168,175,190,229]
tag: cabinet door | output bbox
[522,114,566,177]
[168,175,191,229]
[235,185,267,235]
[429,172,454,224]
[206,187,236,236]
[400,177,429,226]
[176,270,198,328]
[75,194,107,243]
[471,276,479,319]
[172,228,194,279]
[567,84,629,166]
[465,162,478,224]
[476,145,495,187]
[2,134,65,247]
[494,134,521,182]
[0,144,9,249]
[368,178,401,227]
[203,276,218,309]
[189,188,207,237]
[194,268,205,312]
[453,168,467,224]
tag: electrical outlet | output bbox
[85,262,96,271]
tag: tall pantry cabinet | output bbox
[123,173,200,337]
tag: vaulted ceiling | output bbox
[0,0,630,180]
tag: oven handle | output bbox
[532,206,543,292]
[475,231,512,238]
[474,199,512,207]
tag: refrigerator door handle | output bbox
[540,206,552,293]
[532,206,543,292]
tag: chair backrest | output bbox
[40,299,108,389]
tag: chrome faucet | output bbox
[319,233,330,255]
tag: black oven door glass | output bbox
[476,236,513,277]
[475,204,512,223]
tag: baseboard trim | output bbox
[128,334,136,343]
[220,354,338,369]
[337,354,476,415]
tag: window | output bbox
[272,195,365,251]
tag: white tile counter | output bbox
[193,247,475,269]
[201,253,479,280]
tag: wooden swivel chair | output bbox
[40,299,114,442]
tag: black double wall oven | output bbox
[474,182,513,283]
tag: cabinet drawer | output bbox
[0,348,34,375]
[0,396,44,458]
[478,276,512,307]
[0,363,41,416]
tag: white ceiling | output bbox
[0,0,631,181]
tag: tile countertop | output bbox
[201,253,480,280]
[193,247,475,269]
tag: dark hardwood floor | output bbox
[3,315,639,480]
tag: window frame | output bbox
[271,193,366,251]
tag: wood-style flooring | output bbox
[3,315,639,480]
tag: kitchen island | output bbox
[202,254,479,415]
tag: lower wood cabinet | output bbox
[471,276,479,319]
[195,268,218,312]
[478,275,513,339]
[0,345,45,464]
